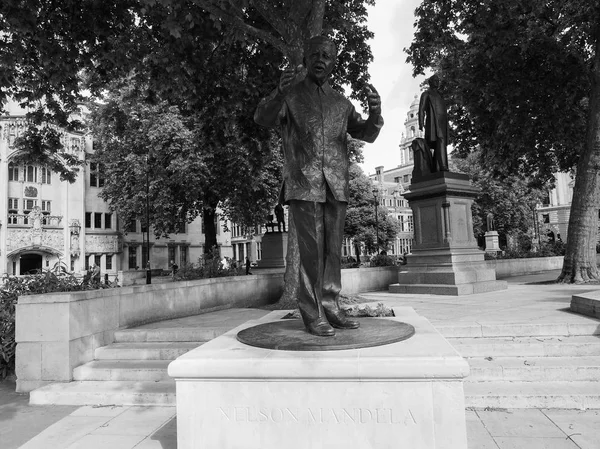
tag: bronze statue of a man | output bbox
[254,36,383,337]
[418,74,449,172]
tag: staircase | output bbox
[30,311,600,409]
[30,309,270,406]
[438,322,600,410]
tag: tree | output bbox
[407,0,600,282]
[1,0,377,288]
[451,150,547,245]
[344,163,400,261]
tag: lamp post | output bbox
[372,187,380,254]
[145,155,151,284]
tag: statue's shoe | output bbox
[305,318,336,337]
[324,309,360,329]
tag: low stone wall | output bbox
[341,266,398,294]
[15,266,397,392]
[485,256,563,278]
[15,273,284,392]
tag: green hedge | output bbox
[0,269,118,379]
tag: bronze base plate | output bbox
[236,318,415,351]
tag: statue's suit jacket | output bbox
[418,88,448,143]
[255,77,383,204]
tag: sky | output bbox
[358,0,427,176]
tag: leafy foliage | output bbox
[406,0,594,186]
[344,164,401,257]
[173,248,242,280]
[450,149,547,239]
[406,0,600,282]
[0,266,118,379]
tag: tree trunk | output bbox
[202,205,218,255]
[558,31,600,283]
[354,242,361,264]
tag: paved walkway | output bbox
[1,271,600,448]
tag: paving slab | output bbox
[5,271,600,448]
[0,379,77,449]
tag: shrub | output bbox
[485,241,566,260]
[174,248,242,281]
[0,266,119,379]
[369,254,397,267]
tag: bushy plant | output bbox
[369,254,397,267]
[485,241,566,260]
[0,266,118,379]
[174,248,242,281]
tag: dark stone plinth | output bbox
[390,172,507,295]
[258,232,288,268]
[236,318,415,351]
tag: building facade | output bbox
[535,172,574,243]
[0,102,256,278]
[365,95,423,256]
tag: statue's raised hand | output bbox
[366,84,381,115]
[278,64,304,96]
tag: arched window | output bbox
[41,167,51,184]
[26,165,37,182]
[8,162,19,181]
[410,126,415,137]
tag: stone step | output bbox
[435,322,600,338]
[95,342,204,360]
[464,381,600,409]
[114,327,226,342]
[29,380,176,406]
[467,356,600,382]
[73,360,171,381]
[448,335,600,357]
[389,280,507,296]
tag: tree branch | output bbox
[251,0,290,43]
[191,0,289,56]
[306,0,325,37]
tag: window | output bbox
[41,167,51,184]
[104,213,112,229]
[403,174,409,183]
[123,218,136,233]
[85,212,92,228]
[94,255,101,268]
[8,163,19,181]
[128,246,137,269]
[23,199,37,211]
[89,162,105,187]
[94,212,102,228]
[409,149,414,161]
[408,215,414,232]
[168,246,176,265]
[41,200,51,213]
[8,198,18,224]
[25,165,38,183]
[257,242,262,260]
[8,198,18,211]
[85,257,90,271]
[106,255,113,270]
[180,246,188,266]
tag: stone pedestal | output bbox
[484,231,501,252]
[390,172,507,295]
[168,307,470,449]
[258,232,288,268]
